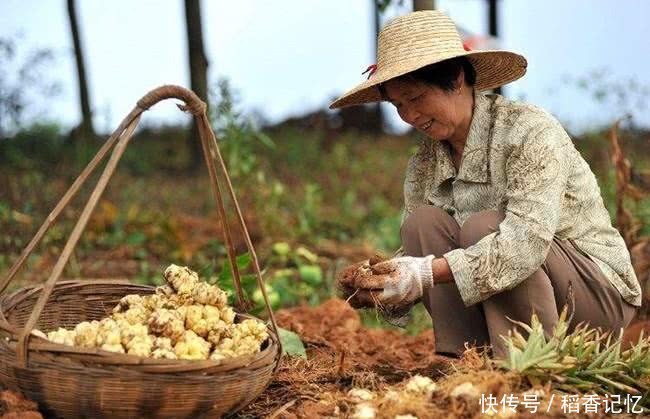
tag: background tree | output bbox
[66,0,95,140]
[487,0,501,95]
[413,0,435,10]
[371,0,390,131]
[0,38,59,138]
[184,0,208,169]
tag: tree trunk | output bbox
[184,0,209,170]
[372,0,383,131]
[487,0,502,95]
[66,0,95,140]
[413,0,435,10]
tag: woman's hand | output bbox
[337,255,435,308]
[366,255,435,306]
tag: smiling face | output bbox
[383,76,469,142]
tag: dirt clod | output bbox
[0,391,42,418]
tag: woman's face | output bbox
[383,77,464,141]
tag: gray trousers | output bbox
[401,205,637,357]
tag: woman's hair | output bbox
[378,56,476,99]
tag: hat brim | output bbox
[329,50,527,109]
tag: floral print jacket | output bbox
[402,92,641,307]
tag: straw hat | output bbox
[330,10,527,109]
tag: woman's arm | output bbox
[432,257,454,284]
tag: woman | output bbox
[332,10,640,358]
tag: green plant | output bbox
[262,243,325,308]
[133,260,153,285]
[363,196,402,253]
[360,303,432,336]
[278,327,307,359]
[297,183,323,237]
[209,79,274,179]
[211,244,325,315]
[211,253,258,306]
[498,308,650,407]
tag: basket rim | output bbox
[0,279,282,374]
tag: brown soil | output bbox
[236,298,450,418]
[275,298,439,376]
[0,391,42,419]
[237,299,646,418]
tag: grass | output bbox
[0,122,648,310]
[0,125,415,311]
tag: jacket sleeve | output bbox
[443,121,571,306]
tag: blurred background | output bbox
[2,0,650,134]
[1,0,649,329]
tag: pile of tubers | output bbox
[32,264,268,361]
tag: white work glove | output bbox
[368,255,436,307]
[338,255,435,309]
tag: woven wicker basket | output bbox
[0,86,282,418]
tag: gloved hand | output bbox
[366,255,435,307]
[337,255,435,309]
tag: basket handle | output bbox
[4,85,281,365]
[139,86,249,313]
[137,85,207,115]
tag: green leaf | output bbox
[134,248,148,260]
[218,262,232,283]
[252,284,281,309]
[151,274,165,286]
[254,131,276,149]
[278,327,307,359]
[236,253,252,270]
[218,253,252,283]
[298,264,322,286]
[272,242,291,256]
[125,231,147,246]
[295,246,319,263]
